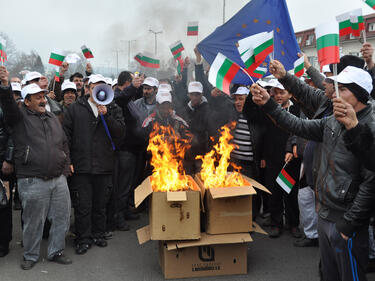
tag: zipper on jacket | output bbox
[23,146,30,164]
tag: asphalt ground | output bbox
[1,210,375,281]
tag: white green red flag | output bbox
[252,67,267,78]
[140,52,160,69]
[81,45,94,59]
[362,0,375,9]
[0,37,7,62]
[336,9,364,37]
[169,41,184,59]
[294,56,305,77]
[208,53,241,95]
[176,56,184,74]
[134,53,143,65]
[54,70,60,82]
[253,31,274,63]
[187,21,199,36]
[315,21,340,68]
[276,165,296,194]
[49,51,65,67]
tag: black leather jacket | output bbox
[261,98,375,237]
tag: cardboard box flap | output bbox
[242,175,271,194]
[134,177,153,208]
[193,174,206,213]
[167,191,187,202]
[252,222,268,235]
[209,186,256,199]
[136,225,151,245]
[166,232,252,250]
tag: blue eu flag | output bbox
[197,0,300,85]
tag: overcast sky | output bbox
[2,0,374,70]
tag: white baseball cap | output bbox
[159,83,172,92]
[61,81,77,92]
[233,86,249,95]
[156,89,172,104]
[11,82,22,92]
[104,77,112,85]
[322,65,331,74]
[188,81,203,94]
[142,77,159,88]
[111,79,118,87]
[268,79,285,90]
[88,74,106,85]
[21,83,48,99]
[21,79,26,86]
[25,71,42,82]
[328,66,373,94]
[257,80,269,88]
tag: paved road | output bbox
[1,210,375,281]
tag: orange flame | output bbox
[147,123,196,192]
[196,122,246,188]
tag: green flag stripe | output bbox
[278,172,293,189]
[244,54,255,68]
[142,56,159,64]
[50,53,65,62]
[216,59,233,90]
[171,44,183,53]
[316,34,339,51]
[82,48,90,54]
[254,38,273,56]
[366,0,375,8]
[339,20,351,30]
[294,63,304,73]
[188,26,198,32]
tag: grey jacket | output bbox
[261,98,375,237]
[134,97,156,123]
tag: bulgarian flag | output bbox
[294,56,305,77]
[208,53,241,95]
[49,51,65,67]
[253,31,274,63]
[54,70,60,82]
[176,56,184,74]
[81,45,94,59]
[187,21,199,36]
[336,9,364,37]
[276,164,296,194]
[237,33,267,74]
[141,53,160,68]
[134,53,143,65]
[315,21,340,68]
[0,37,7,62]
[362,0,375,9]
[251,67,267,78]
[170,40,184,59]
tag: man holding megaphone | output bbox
[63,74,125,255]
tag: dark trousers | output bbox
[0,182,12,248]
[265,163,299,228]
[318,217,368,281]
[70,174,112,244]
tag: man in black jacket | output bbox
[63,74,125,255]
[0,66,72,270]
[251,65,375,281]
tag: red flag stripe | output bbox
[281,169,296,186]
[222,63,240,95]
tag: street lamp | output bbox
[120,39,137,69]
[149,29,163,55]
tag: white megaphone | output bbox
[92,84,114,105]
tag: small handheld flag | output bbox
[169,41,185,59]
[187,21,199,36]
[276,163,296,194]
[336,9,364,37]
[0,38,7,64]
[49,51,65,67]
[81,45,94,59]
[315,21,340,68]
[293,56,305,77]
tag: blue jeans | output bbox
[18,175,71,261]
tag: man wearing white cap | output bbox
[63,73,125,255]
[180,81,210,174]
[251,66,375,281]
[134,77,159,123]
[0,66,72,269]
[60,80,77,114]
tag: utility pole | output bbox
[149,29,163,55]
[223,0,226,24]
[112,50,121,76]
[121,39,136,69]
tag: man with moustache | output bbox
[0,66,72,270]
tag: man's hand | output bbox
[340,233,349,241]
[184,56,190,66]
[194,47,202,64]
[86,62,93,74]
[0,66,9,86]
[250,84,270,105]
[293,145,298,158]
[97,105,107,115]
[60,62,69,76]
[175,74,182,82]
[211,87,222,97]
[269,60,287,79]
[69,164,74,176]
[1,161,13,175]
[333,97,358,130]
[132,76,142,88]
[298,52,311,70]
[47,91,56,100]
[260,160,266,169]
[360,43,374,70]
[285,152,293,163]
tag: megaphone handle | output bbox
[100,114,116,151]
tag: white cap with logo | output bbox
[142,77,159,88]
[25,71,42,82]
[61,81,77,92]
[111,79,118,87]
[104,77,113,85]
[234,86,250,95]
[328,66,373,94]
[88,74,106,85]
[21,83,48,99]
[159,83,172,92]
[188,81,203,94]
[156,89,172,104]
[11,82,22,92]
[268,79,285,90]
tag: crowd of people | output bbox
[0,41,374,281]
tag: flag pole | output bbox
[239,66,255,85]
[362,29,367,43]
[333,63,339,98]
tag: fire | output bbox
[147,123,196,192]
[196,122,246,188]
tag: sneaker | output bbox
[21,259,36,270]
[75,243,91,255]
[290,227,302,239]
[93,238,107,247]
[103,231,113,240]
[49,253,72,265]
[269,226,282,238]
[293,236,319,247]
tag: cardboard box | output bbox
[159,232,252,279]
[135,176,202,241]
[195,174,271,235]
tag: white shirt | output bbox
[88,98,98,118]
